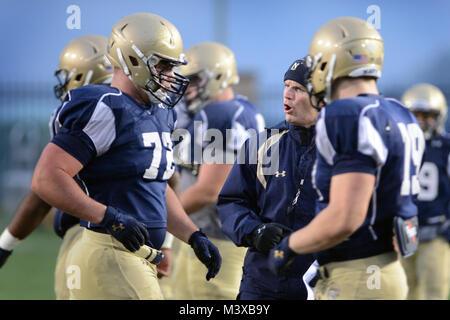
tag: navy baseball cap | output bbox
[284,58,309,88]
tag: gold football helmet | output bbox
[402,83,448,138]
[107,12,189,107]
[178,42,239,113]
[54,34,113,100]
[306,17,384,106]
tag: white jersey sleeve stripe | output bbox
[357,100,388,166]
[82,100,116,156]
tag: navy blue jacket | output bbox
[217,121,316,299]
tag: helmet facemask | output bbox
[119,43,189,108]
[144,54,189,108]
[54,68,78,100]
[184,70,211,114]
[305,53,335,111]
[411,109,442,140]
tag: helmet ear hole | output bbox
[129,56,139,67]
[216,74,222,81]
[320,62,327,71]
[75,73,83,81]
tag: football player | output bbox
[268,17,425,299]
[0,34,113,299]
[166,42,265,300]
[216,57,319,300]
[400,83,450,300]
[30,13,221,299]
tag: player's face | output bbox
[152,60,176,93]
[413,111,438,133]
[184,74,202,102]
[283,80,319,127]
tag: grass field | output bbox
[0,226,61,300]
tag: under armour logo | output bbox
[274,250,284,259]
[275,170,286,177]
[290,62,300,70]
[112,223,125,232]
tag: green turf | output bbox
[0,227,61,300]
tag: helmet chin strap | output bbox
[309,94,322,112]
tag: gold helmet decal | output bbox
[107,12,189,107]
[402,83,448,138]
[306,17,384,105]
[178,42,239,113]
[54,34,113,100]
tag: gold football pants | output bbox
[400,236,450,300]
[65,228,163,300]
[314,251,408,300]
[167,237,246,300]
[54,225,84,300]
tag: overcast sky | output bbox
[1,0,448,85]
[1,0,449,126]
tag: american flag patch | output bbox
[353,54,368,64]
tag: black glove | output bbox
[53,211,80,238]
[100,206,149,252]
[188,230,222,281]
[0,248,12,268]
[268,236,297,276]
[249,222,292,255]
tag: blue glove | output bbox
[188,230,222,281]
[53,211,80,238]
[268,236,297,276]
[0,248,12,268]
[100,206,149,252]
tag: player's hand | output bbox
[0,248,12,268]
[250,222,292,255]
[100,206,149,252]
[157,248,172,278]
[268,236,297,276]
[188,230,222,281]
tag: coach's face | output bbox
[283,80,318,127]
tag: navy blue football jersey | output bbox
[416,133,450,226]
[49,98,85,235]
[50,84,176,248]
[313,94,425,264]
